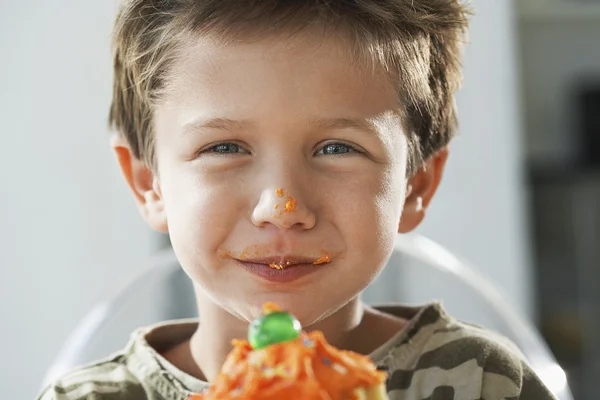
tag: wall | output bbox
[0,1,156,398]
[417,0,534,318]
[516,6,600,398]
[518,17,600,165]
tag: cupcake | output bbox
[189,303,388,400]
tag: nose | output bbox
[251,187,316,230]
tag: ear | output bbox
[398,147,449,233]
[111,135,168,233]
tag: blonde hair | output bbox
[109,0,470,172]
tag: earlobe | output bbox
[111,135,168,233]
[398,147,449,233]
[397,197,425,234]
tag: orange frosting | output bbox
[262,302,282,314]
[189,331,386,400]
[313,255,331,265]
[284,197,297,212]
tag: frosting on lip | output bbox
[237,254,332,270]
[313,255,331,265]
[242,256,319,266]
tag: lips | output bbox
[239,255,322,269]
[234,255,331,283]
[242,256,317,265]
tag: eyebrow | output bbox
[309,117,380,137]
[182,117,255,135]
[182,116,380,137]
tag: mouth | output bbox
[239,255,331,269]
[234,255,331,283]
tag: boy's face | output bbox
[116,32,445,325]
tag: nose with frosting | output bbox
[251,188,316,230]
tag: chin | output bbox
[240,292,332,326]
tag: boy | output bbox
[39,0,557,399]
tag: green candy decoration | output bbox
[248,311,302,349]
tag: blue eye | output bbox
[317,143,357,156]
[205,143,247,154]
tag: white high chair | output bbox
[42,234,573,400]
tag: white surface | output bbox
[417,0,534,318]
[0,1,156,399]
[0,0,533,398]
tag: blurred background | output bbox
[0,0,598,398]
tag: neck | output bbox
[189,289,366,382]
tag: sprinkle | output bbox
[274,204,279,209]
[248,352,264,366]
[275,188,284,197]
[339,353,358,367]
[321,357,331,366]
[277,366,291,377]
[263,366,289,378]
[332,363,348,375]
[303,338,314,348]
[262,367,275,378]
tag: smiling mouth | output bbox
[237,255,332,270]
[233,254,333,283]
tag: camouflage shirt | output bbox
[37,303,557,400]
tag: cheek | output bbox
[337,165,406,242]
[322,161,407,288]
[157,164,239,271]
[333,131,409,256]
[375,167,408,235]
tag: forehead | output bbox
[154,31,402,137]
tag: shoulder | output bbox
[419,319,526,377]
[36,353,149,400]
[380,307,556,399]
